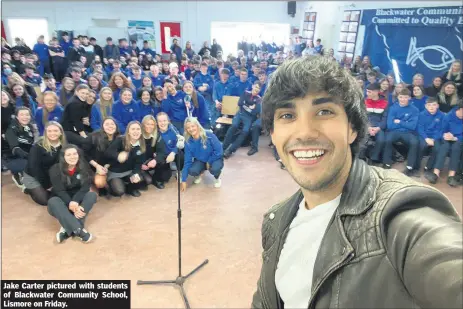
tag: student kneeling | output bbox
[223,81,262,158]
[48,144,97,243]
[181,117,224,191]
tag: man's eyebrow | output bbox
[312,97,335,105]
[275,101,295,110]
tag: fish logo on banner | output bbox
[406,37,456,71]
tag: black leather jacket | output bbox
[252,159,462,308]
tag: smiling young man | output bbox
[251,56,462,309]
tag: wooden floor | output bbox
[1,137,462,308]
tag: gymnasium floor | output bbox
[1,137,462,308]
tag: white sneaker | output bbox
[193,176,202,184]
[214,178,222,188]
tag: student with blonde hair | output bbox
[437,81,459,113]
[442,60,462,97]
[90,87,113,130]
[35,91,64,135]
[181,117,223,191]
[157,112,185,171]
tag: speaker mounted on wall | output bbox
[288,1,296,17]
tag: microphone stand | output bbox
[137,147,209,309]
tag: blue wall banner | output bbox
[361,6,463,83]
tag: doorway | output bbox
[6,18,49,47]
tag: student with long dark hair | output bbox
[87,75,102,97]
[112,88,141,134]
[425,76,443,97]
[152,86,164,115]
[57,77,76,107]
[141,75,156,93]
[138,87,156,120]
[161,79,193,134]
[10,83,37,116]
[141,115,171,189]
[157,112,185,171]
[105,121,145,197]
[5,107,36,188]
[48,144,96,243]
[35,91,64,135]
[23,121,67,205]
[183,80,211,129]
[410,85,428,112]
[90,87,113,130]
[87,117,120,194]
[181,117,223,191]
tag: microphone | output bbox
[184,95,192,118]
[176,134,185,149]
[184,95,191,104]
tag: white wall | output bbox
[1,1,303,52]
[302,1,462,56]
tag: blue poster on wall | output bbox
[361,6,463,83]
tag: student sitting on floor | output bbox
[90,87,113,130]
[35,91,64,136]
[105,121,145,197]
[223,81,262,158]
[183,81,211,129]
[86,117,120,196]
[10,83,37,116]
[358,83,388,163]
[112,87,141,134]
[181,117,224,191]
[161,79,193,134]
[23,121,66,206]
[382,88,420,175]
[425,102,463,187]
[48,144,97,244]
[157,112,185,171]
[5,107,36,189]
[410,85,428,112]
[140,115,172,189]
[416,97,445,172]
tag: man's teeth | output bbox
[293,150,325,159]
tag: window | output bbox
[7,18,49,48]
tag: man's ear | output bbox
[348,126,357,145]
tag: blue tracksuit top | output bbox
[192,93,211,127]
[231,80,252,96]
[35,106,64,135]
[138,100,155,120]
[131,76,143,90]
[417,109,445,140]
[387,103,419,132]
[90,102,112,131]
[15,96,37,116]
[441,107,463,141]
[213,80,232,102]
[112,87,137,102]
[259,83,267,97]
[141,48,156,57]
[248,75,259,84]
[149,73,166,87]
[193,73,214,94]
[161,91,192,123]
[24,75,42,86]
[112,99,141,134]
[184,68,192,81]
[182,131,223,182]
[410,96,428,112]
[33,43,49,60]
[160,124,180,154]
[60,40,72,56]
[208,66,218,76]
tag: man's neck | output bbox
[301,154,352,210]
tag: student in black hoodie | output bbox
[48,144,96,243]
[425,76,442,98]
[5,107,36,189]
[104,121,145,197]
[23,121,67,205]
[140,115,171,189]
[86,117,120,195]
[60,84,93,152]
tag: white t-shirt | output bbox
[275,194,341,308]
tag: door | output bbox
[160,22,181,54]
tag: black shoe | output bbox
[447,176,459,187]
[98,188,108,196]
[129,189,141,197]
[403,168,416,177]
[383,164,392,169]
[12,173,23,187]
[394,153,405,163]
[223,148,233,159]
[75,228,92,243]
[153,181,165,189]
[139,185,149,191]
[425,172,439,184]
[279,160,286,170]
[247,148,258,156]
[56,227,71,243]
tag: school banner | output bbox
[361,6,463,83]
[127,20,156,51]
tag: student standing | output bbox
[23,121,66,205]
[105,121,145,197]
[67,38,85,63]
[33,35,51,75]
[103,37,120,61]
[183,81,210,129]
[48,38,66,82]
[48,144,96,243]
[90,87,113,130]
[35,91,64,135]
[181,117,223,190]
[157,112,185,171]
[112,88,141,134]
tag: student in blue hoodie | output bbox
[33,35,50,75]
[425,103,463,187]
[383,88,420,175]
[149,64,166,87]
[161,79,193,134]
[231,68,252,96]
[193,61,214,103]
[138,88,156,120]
[112,88,141,134]
[129,64,144,90]
[183,81,211,129]
[141,40,156,58]
[181,117,224,191]
[109,72,136,102]
[35,91,64,135]
[223,82,262,158]
[157,112,185,171]
[212,68,233,125]
[90,87,113,130]
[257,70,268,97]
[416,97,445,171]
[11,83,37,116]
[228,65,242,84]
[410,85,428,112]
